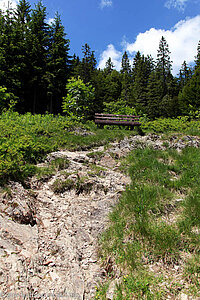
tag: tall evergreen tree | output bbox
[146,36,179,118]
[0,7,22,97]
[178,61,192,90]
[104,57,114,75]
[120,51,132,105]
[132,51,154,111]
[15,0,31,24]
[195,40,200,69]
[0,11,7,87]
[156,36,172,96]
[179,66,200,114]
[13,0,32,111]
[101,69,122,104]
[146,71,163,118]
[46,12,71,113]
[28,0,49,113]
[79,43,96,84]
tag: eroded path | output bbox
[1,134,200,299]
[0,141,131,299]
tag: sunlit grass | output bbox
[98,146,200,299]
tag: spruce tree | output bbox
[80,43,96,84]
[0,8,22,97]
[105,57,114,75]
[156,36,172,96]
[132,52,154,112]
[13,0,32,111]
[179,66,200,114]
[195,40,200,69]
[0,11,7,87]
[28,0,49,113]
[146,71,163,118]
[46,12,71,113]
[120,51,132,105]
[178,61,192,90]
[102,69,122,104]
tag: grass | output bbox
[36,157,70,180]
[97,146,200,299]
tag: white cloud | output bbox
[100,0,112,9]
[165,0,189,11]
[98,44,122,70]
[0,0,18,12]
[47,18,55,25]
[125,15,200,75]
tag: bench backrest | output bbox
[95,113,140,122]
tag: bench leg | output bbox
[136,126,144,136]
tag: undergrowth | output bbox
[141,116,200,135]
[0,111,133,185]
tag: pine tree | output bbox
[0,8,22,96]
[80,43,96,84]
[120,51,132,105]
[13,0,32,111]
[28,0,49,113]
[0,11,7,87]
[146,36,178,118]
[46,12,71,113]
[132,51,154,112]
[71,54,81,78]
[179,66,200,114]
[104,57,114,75]
[102,69,122,104]
[195,40,200,69]
[146,71,163,118]
[15,0,31,24]
[178,61,192,90]
[156,36,172,96]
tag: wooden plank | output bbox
[95,119,141,126]
[95,116,139,121]
[95,113,140,118]
[94,113,141,127]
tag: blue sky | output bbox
[1,0,200,75]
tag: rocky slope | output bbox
[0,133,200,299]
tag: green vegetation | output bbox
[0,111,134,185]
[141,116,200,135]
[62,77,95,121]
[36,157,70,180]
[98,146,200,299]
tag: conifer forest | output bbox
[0,0,200,119]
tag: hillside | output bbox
[0,132,199,299]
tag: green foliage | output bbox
[179,67,200,115]
[141,116,200,134]
[0,86,16,112]
[103,99,137,115]
[0,111,132,184]
[62,77,95,121]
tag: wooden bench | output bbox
[94,113,141,129]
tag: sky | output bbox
[0,0,200,75]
